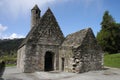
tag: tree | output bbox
[101,11,115,29]
[97,11,120,54]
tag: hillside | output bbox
[0,38,24,56]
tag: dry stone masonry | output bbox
[17,5,103,73]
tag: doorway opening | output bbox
[44,51,54,71]
[61,58,65,71]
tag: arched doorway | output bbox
[44,51,54,71]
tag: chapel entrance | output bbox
[44,51,54,71]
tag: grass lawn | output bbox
[0,55,17,67]
[104,53,120,68]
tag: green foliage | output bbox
[0,38,24,56]
[101,11,115,29]
[0,38,24,66]
[104,53,120,68]
[97,11,120,54]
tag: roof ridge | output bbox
[66,27,91,37]
[62,28,92,48]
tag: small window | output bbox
[36,11,38,14]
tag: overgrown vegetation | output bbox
[104,53,120,68]
[97,11,120,54]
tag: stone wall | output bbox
[18,43,60,73]
[17,45,26,72]
[72,30,103,73]
[35,44,60,71]
[59,28,103,73]
[17,5,103,73]
[59,46,73,72]
[17,6,65,73]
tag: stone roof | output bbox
[31,4,40,11]
[62,28,93,48]
[19,8,64,48]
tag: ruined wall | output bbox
[59,28,103,73]
[73,32,103,73]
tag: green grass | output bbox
[0,55,17,67]
[6,64,16,67]
[104,53,120,68]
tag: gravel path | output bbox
[1,66,120,80]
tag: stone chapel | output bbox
[17,5,103,73]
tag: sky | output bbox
[0,0,120,39]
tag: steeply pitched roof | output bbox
[19,8,64,48]
[32,4,40,11]
[62,28,93,48]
